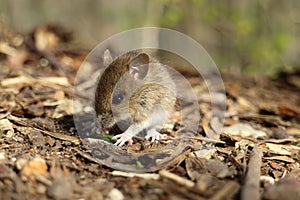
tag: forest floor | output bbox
[0,25,300,200]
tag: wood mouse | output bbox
[95,49,176,146]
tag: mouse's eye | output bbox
[112,92,125,104]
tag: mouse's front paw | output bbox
[145,130,166,142]
[112,133,133,146]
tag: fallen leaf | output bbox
[266,143,300,156]
[223,123,266,138]
[51,99,83,118]
[52,99,73,118]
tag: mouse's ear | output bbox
[129,53,150,80]
[103,49,113,67]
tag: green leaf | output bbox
[136,160,144,168]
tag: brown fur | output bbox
[95,50,176,130]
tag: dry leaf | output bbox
[52,99,73,118]
[266,143,300,156]
[223,123,267,138]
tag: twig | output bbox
[159,169,195,188]
[8,115,80,144]
[0,106,14,120]
[264,138,298,144]
[209,181,240,200]
[111,170,160,180]
[241,145,263,200]
[71,148,100,164]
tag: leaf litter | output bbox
[0,24,299,199]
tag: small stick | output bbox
[0,106,14,120]
[8,115,80,144]
[159,169,195,188]
[241,145,263,200]
[209,181,240,200]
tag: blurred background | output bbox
[0,0,299,76]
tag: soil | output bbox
[0,25,299,200]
